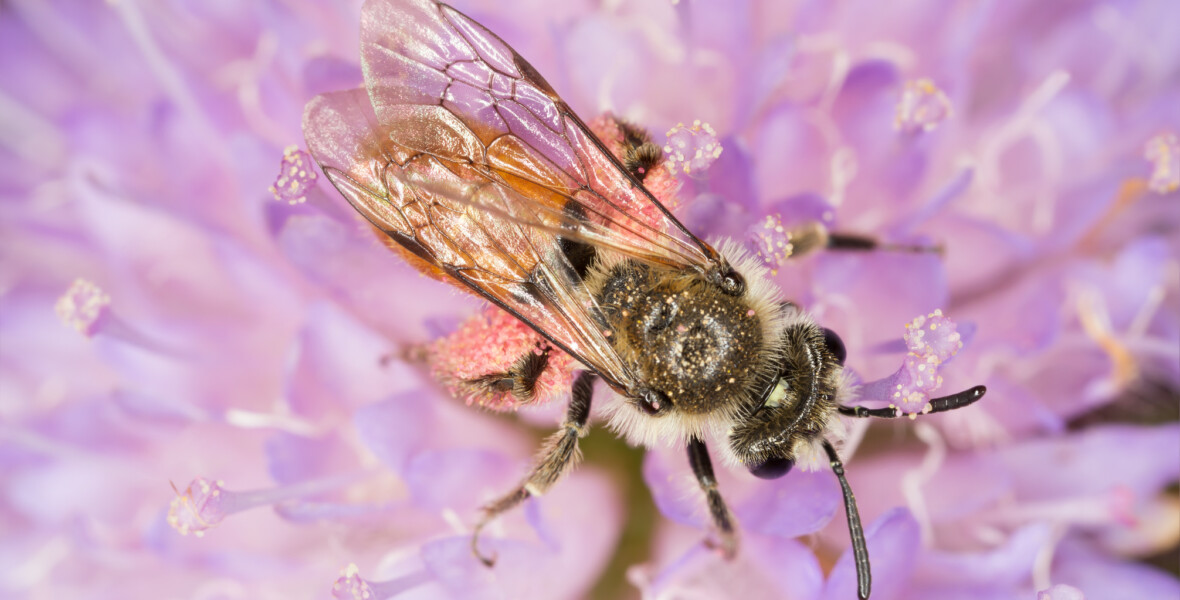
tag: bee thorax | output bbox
[594,260,763,415]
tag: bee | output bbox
[302,1,986,598]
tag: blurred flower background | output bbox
[2,0,1178,598]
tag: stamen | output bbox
[746,214,793,274]
[889,310,964,412]
[894,78,953,133]
[167,471,374,536]
[54,278,110,336]
[167,478,230,537]
[53,278,182,355]
[903,309,963,362]
[663,119,722,176]
[1143,132,1178,194]
[270,146,319,205]
[1037,584,1085,600]
[331,563,432,599]
[856,310,968,414]
[111,0,216,136]
[1076,287,1138,390]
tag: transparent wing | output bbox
[303,0,727,393]
[359,0,724,270]
[304,89,636,391]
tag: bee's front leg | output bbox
[687,436,738,559]
[471,371,596,566]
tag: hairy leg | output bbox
[471,371,596,565]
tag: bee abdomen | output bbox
[558,200,596,280]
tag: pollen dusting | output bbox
[887,310,965,412]
[895,78,953,133]
[904,309,962,362]
[1144,132,1178,194]
[167,477,227,537]
[430,306,576,410]
[54,278,111,337]
[269,145,318,205]
[331,563,373,600]
[664,119,723,176]
[747,213,795,275]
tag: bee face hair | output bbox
[727,316,844,474]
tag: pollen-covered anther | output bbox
[904,309,963,362]
[895,78,953,133]
[860,310,969,413]
[664,119,723,176]
[167,477,228,536]
[332,564,373,600]
[331,563,432,599]
[168,472,373,537]
[54,278,111,337]
[1143,132,1178,194]
[269,145,319,205]
[746,213,794,274]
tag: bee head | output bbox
[729,321,846,479]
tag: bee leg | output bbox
[470,371,596,567]
[468,348,550,402]
[686,436,738,559]
[822,439,871,600]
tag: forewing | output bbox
[359,0,719,269]
[303,89,635,390]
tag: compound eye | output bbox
[748,456,794,480]
[639,389,670,415]
[821,327,847,366]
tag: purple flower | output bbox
[2,1,1177,599]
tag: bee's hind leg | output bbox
[471,371,596,566]
[467,348,550,403]
[687,437,738,559]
